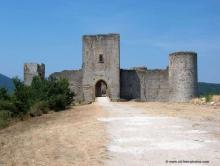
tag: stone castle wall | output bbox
[120,68,169,101]
[50,70,83,101]
[26,34,198,103]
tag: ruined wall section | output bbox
[24,63,45,86]
[82,34,120,102]
[120,70,141,99]
[50,70,83,101]
[120,68,169,101]
[169,52,198,102]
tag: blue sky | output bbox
[0,0,220,83]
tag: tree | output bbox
[12,78,31,115]
[0,88,10,100]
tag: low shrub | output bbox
[205,94,212,102]
[0,100,16,112]
[0,88,10,100]
[0,110,11,128]
[48,95,66,111]
[29,101,49,117]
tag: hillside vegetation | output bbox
[198,82,220,96]
[0,77,74,128]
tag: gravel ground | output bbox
[97,97,220,166]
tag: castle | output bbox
[24,33,198,103]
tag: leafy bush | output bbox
[30,101,49,117]
[0,88,10,100]
[46,78,74,111]
[0,110,11,128]
[11,77,74,114]
[0,76,74,129]
[0,100,16,112]
[29,77,50,105]
[0,88,17,116]
[48,94,66,111]
[12,78,31,116]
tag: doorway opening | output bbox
[95,80,108,97]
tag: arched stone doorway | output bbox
[95,80,108,97]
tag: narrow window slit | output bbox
[99,54,104,63]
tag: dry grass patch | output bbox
[191,95,220,106]
[0,104,107,166]
[212,95,220,103]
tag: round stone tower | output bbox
[24,63,45,86]
[169,52,198,102]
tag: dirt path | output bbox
[97,98,220,166]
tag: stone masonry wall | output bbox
[121,68,169,102]
[82,34,120,102]
[24,63,45,86]
[50,70,83,102]
[120,70,141,99]
[169,52,198,102]
[25,34,198,103]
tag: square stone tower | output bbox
[24,63,45,86]
[82,34,120,102]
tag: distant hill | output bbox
[0,73,14,93]
[198,82,220,96]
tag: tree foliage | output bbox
[0,88,10,100]
[0,77,74,128]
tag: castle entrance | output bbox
[95,80,108,97]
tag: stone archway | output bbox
[95,80,108,97]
